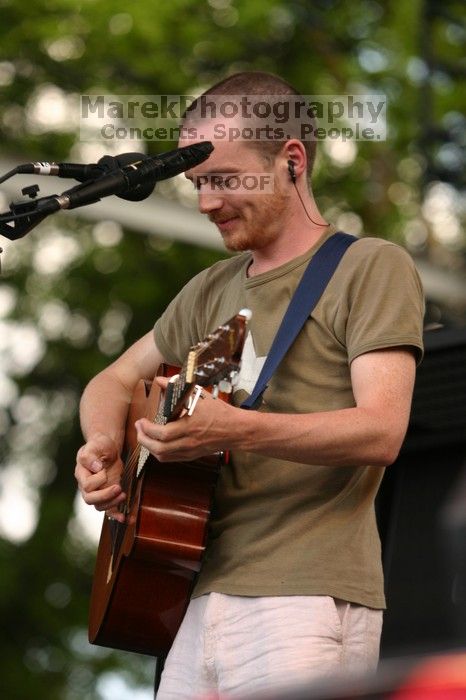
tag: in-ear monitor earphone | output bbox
[287,159,296,184]
[286,157,328,227]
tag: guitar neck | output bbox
[159,368,194,423]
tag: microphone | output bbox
[35,142,214,213]
[15,161,106,179]
[14,153,153,202]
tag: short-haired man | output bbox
[75,71,424,698]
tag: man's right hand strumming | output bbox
[75,433,126,523]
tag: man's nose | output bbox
[198,190,224,215]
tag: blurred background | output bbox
[0,1,465,698]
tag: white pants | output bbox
[156,593,383,699]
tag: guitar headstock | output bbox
[187,308,251,387]
[162,309,251,421]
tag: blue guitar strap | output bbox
[241,231,357,410]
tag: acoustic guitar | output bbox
[88,309,251,656]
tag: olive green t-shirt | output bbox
[153,228,424,609]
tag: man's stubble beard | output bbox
[221,184,291,253]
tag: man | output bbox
[75,72,424,698]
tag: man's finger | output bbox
[82,484,124,507]
[106,508,126,523]
[88,458,104,473]
[135,417,166,440]
[155,375,170,389]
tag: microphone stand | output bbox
[0,190,51,240]
[0,173,140,241]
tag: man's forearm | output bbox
[79,331,165,450]
[231,405,405,468]
[80,369,133,451]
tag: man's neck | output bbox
[248,224,329,277]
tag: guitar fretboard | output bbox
[136,410,167,477]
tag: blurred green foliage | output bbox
[0,0,464,697]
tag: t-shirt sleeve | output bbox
[344,242,425,365]
[153,269,209,367]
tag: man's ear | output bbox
[282,139,307,180]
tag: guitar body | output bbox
[88,374,221,656]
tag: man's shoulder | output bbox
[326,234,422,299]
[349,235,404,253]
[341,235,416,268]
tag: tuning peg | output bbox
[218,379,233,394]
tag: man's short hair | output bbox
[183,71,317,178]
